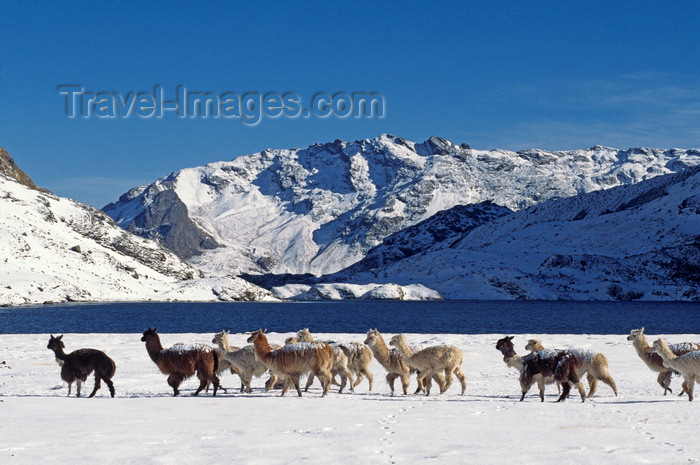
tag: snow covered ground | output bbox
[1,332,698,464]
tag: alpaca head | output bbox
[47,334,65,351]
[388,334,404,347]
[627,327,645,342]
[364,329,380,345]
[296,328,312,342]
[650,338,669,355]
[495,336,515,356]
[246,329,266,344]
[141,327,158,342]
[212,331,227,345]
[525,339,544,352]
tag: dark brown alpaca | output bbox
[141,328,220,396]
[47,335,116,398]
[519,350,586,402]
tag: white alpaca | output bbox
[211,330,277,393]
[651,338,700,402]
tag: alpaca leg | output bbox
[280,377,291,396]
[441,368,455,394]
[317,369,333,397]
[386,373,398,396]
[167,374,182,396]
[291,375,303,397]
[66,381,72,396]
[352,372,365,389]
[575,381,586,402]
[679,379,690,398]
[686,375,695,402]
[413,371,424,394]
[88,372,102,398]
[453,367,467,396]
[658,371,673,395]
[104,376,115,398]
[304,373,315,392]
[244,372,254,393]
[520,377,534,401]
[433,372,446,393]
[400,373,410,395]
[76,378,82,397]
[536,377,545,402]
[556,382,572,402]
[364,368,374,391]
[586,373,598,398]
[596,370,618,397]
[209,374,220,396]
[193,374,208,396]
[420,372,433,396]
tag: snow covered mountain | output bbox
[325,165,700,300]
[103,134,700,277]
[0,149,274,306]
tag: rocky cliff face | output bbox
[103,135,700,277]
[0,147,40,191]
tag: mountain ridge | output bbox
[103,134,700,278]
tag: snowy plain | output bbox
[1,332,699,464]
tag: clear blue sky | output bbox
[1,1,699,207]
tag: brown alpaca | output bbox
[141,328,220,396]
[246,329,334,397]
[519,350,585,402]
[47,335,116,398]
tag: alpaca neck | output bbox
[50,346,67,361]
[252,333,272,364]
[632,335,652,358]
[393,337,414,360]
[655,343,676,362]
[145,336,164,363]
[498,344,521,369]
[368,335,391,365]
[219,334,233,353]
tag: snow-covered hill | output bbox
[330,165,700,300]
[0,152,274,305]
[104,135,700,277]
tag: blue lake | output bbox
[0,300,699,334]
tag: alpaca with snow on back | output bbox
[495,336,557,399]
[141,328,220,396]
[519,349,585,402]
[525,338,617,398]
[651,338,700,402]
[247,329,334,397]
[47,334,116,398]
[627,327,696,396]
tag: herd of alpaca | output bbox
[43,327,700,402]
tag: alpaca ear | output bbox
[640,327,644,334]
[507,336,514,341]
[58,335,63,340]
